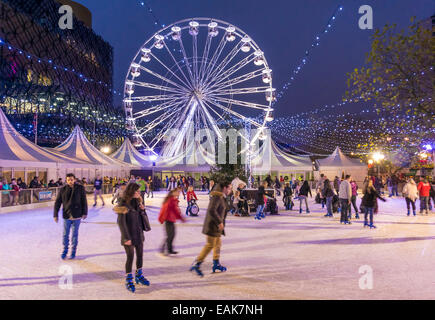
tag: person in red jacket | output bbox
[186,185,198,216]
[417,177,431,215]
[158,188,186,256]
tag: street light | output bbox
[371,152,385,176]
[101,146,111,154]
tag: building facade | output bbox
[0,0,126,147]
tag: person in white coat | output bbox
[402,178,418,216]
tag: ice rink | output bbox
[1,191,434,300]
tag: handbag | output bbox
[139,209,151,232]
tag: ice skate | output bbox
[69,248,76,260]
[135,269,150,286]
[369,223,377,229]
[125,274,136,293]
[364,221,370,228]
[61,248,68,260]
[190,261,204,277]
[212,260,227,273]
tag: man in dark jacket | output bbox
[190,181,232,277]
[54,173,88,260]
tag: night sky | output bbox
[78,0,433,116]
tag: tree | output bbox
[346,18,435,165]
[345,18,434,116]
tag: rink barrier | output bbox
[0,184,115,214]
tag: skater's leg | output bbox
[369,207,374,225]
[93,190,98,205]
[135,242,143,271]
[304,196,309,212]
[70,219,81,257]
[124,245,135,274]
[62,219,72,257]
[99,190,104,205]
[166,221,176,253]
[212,236,222,261]
[197,236,216,263]
[364,207,369,225]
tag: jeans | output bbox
[299,195,309,211]
[364,207,374,225]
[349,195,358,216]
[339,199,349,222]
[256,204,265,216]
[326,196,333,215]
[392,185,398,196]
[405,198,416,212]
[420,196,430,213]
[94,189,104,205]
[162,221,175,253]
[63,219,81,252]
[124,242,143,274]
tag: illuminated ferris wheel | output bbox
[124,18,275,157]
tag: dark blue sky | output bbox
[78,0,433,116]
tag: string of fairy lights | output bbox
[0,39,123,97]
[273,5,344,105]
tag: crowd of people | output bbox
[50,171,434,293]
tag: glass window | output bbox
[27,170,37,185]
[14,170,25,182]
[38,170,47,186]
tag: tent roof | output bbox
[251,137,313,173]
[154,142,214,172]
[110,139,152,168]
[317,147,366,168]
[0,108,87,167]
[54,125,131,167]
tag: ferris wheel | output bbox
[124,18,275,157]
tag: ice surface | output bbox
[0,192,434,300]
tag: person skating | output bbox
[349,179,360,219]
[136,177,146,202]
[112,183,127,205]
[361,180,386,229]
[185,185,198,216]
[298,180,312,214]
[316,174,327,208]
[93,176,104,207]
[402,178,418,216]
[54,173,88,260]
[254,182,267,220]
[417,178,431,215]
[322,179,335,217]
[147,176,154,198]
[114,183,150,293]
[190,181,232,277]
[158,188,186,256]
[283,182,293,210]
[339,175,352,224]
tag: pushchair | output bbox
[187,199,200,216]
[264,195,279,215]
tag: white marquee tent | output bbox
[316,147,367,186]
